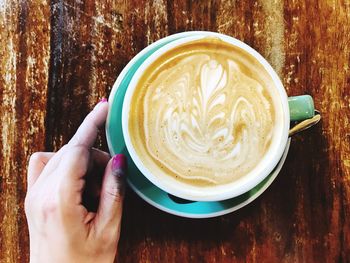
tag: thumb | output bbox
[94,154,127,233]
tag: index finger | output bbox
[68,100,109,148]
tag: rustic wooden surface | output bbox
[1,0,349,262]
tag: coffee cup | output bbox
[116,31,319,202]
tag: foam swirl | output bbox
[130,39,276,186]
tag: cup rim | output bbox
[121,31,289,201]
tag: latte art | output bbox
[129,38,280,187]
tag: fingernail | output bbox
[112,154,127,176]
[94,98,108,110]
[99,97,108,103]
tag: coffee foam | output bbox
[129,38,281,187]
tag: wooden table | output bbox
[1,1,349,262]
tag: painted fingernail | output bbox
[112,154,127,176]
[99,97,108,103]
[94,97,108,110]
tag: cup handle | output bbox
[288,95,321,136]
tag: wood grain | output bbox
[0,1,50,262]
[0,0,349,262]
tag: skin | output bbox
[25,101,126,263]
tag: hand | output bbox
[25,100,127,263]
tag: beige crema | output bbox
[129,38,281,187]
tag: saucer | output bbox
[106,32,291,218]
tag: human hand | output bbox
[25,100,126,263]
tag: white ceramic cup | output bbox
[122,31,290,202]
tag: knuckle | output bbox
[24,189,59,221]
[68,145,90,163]
[40,199,58,218]
[63,145,89,173]
[29,152,44,165]
[99,228,115,245]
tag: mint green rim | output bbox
[288,95,315,121]
[106,32,291,218]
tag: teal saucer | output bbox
[106,32,291,218]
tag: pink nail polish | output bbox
[112,154,127,174]
[94,97,108,110]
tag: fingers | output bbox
[82,148,111,212]
[57,147,112,224]
[27,152,55,189]
[68,101,108,148]
[94,154,127,234]
[91,148,110,167]
[58,146,90,207]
